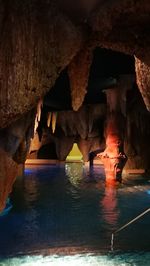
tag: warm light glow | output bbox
[67,143,82,161]
[47,112,52,128]
[101,186,119,230]
[52,112,57,133]
[37,99,43,122]
[34,99,43,134]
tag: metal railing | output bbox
[111,207,150,251]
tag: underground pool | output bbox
[0,163,150,265]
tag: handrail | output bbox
[111,207,150,251]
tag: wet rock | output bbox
[0,149,18,212]
[98,88,127,183]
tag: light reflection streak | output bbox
[101,185,119,230]
[65,163,83,187]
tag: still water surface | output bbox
[0,163,150,265]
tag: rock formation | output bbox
[0,0,150,210]
[97,87,127,183]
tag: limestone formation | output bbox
[98,88,127,183]
[135,57,150,111]
[0,0,150,210]
[0,149,18,211]
[0,0,84,128]
[68,47,93,111]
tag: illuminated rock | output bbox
[0,149,18,212]
[68,47,93,111]
[98,87,127,183]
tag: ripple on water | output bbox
[0,164,150,259]
[1,252,150,266]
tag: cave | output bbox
[0,1,150,264]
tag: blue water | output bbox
[0,163,150,265]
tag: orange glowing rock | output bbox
[98,87,127,183]
[0,149,18,212]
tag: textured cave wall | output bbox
[0,110,35,211]
[135,57,150,112]
[0,110,35,159]
[0,0,84,128]
[0,0,150,129]
[89,0,150,114]
[89,0,150,56]
[0,149,18,211]
[124,86,150,171]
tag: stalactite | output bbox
[77,139,90,162]
[68,46,93,111]
[52,112,57,134]
[34,119,39,135]
[34,99,43,134]
[37,99,43,122]
[29,132,41,154]
[47,112,52,128]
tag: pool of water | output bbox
[0,163,150,265]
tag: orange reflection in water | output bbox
[101,184,119,229]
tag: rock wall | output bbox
[124,86,150,170]
[0,0,84,128]
[0,0,150,209]
[0,110,35,210]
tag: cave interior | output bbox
[0,0,150,211]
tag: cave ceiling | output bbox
[0,0,150,127]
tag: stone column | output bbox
[98,87,127,183]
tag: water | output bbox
[0,163,150,265]
[111,233,114,252]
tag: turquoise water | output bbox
[1,252,150,266]
[0,163,150,265]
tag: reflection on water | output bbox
[0,163,150,262]
[24,176,39,239]
[101,186,119,231]
[24,176,39,204]
[65,163,83,187]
